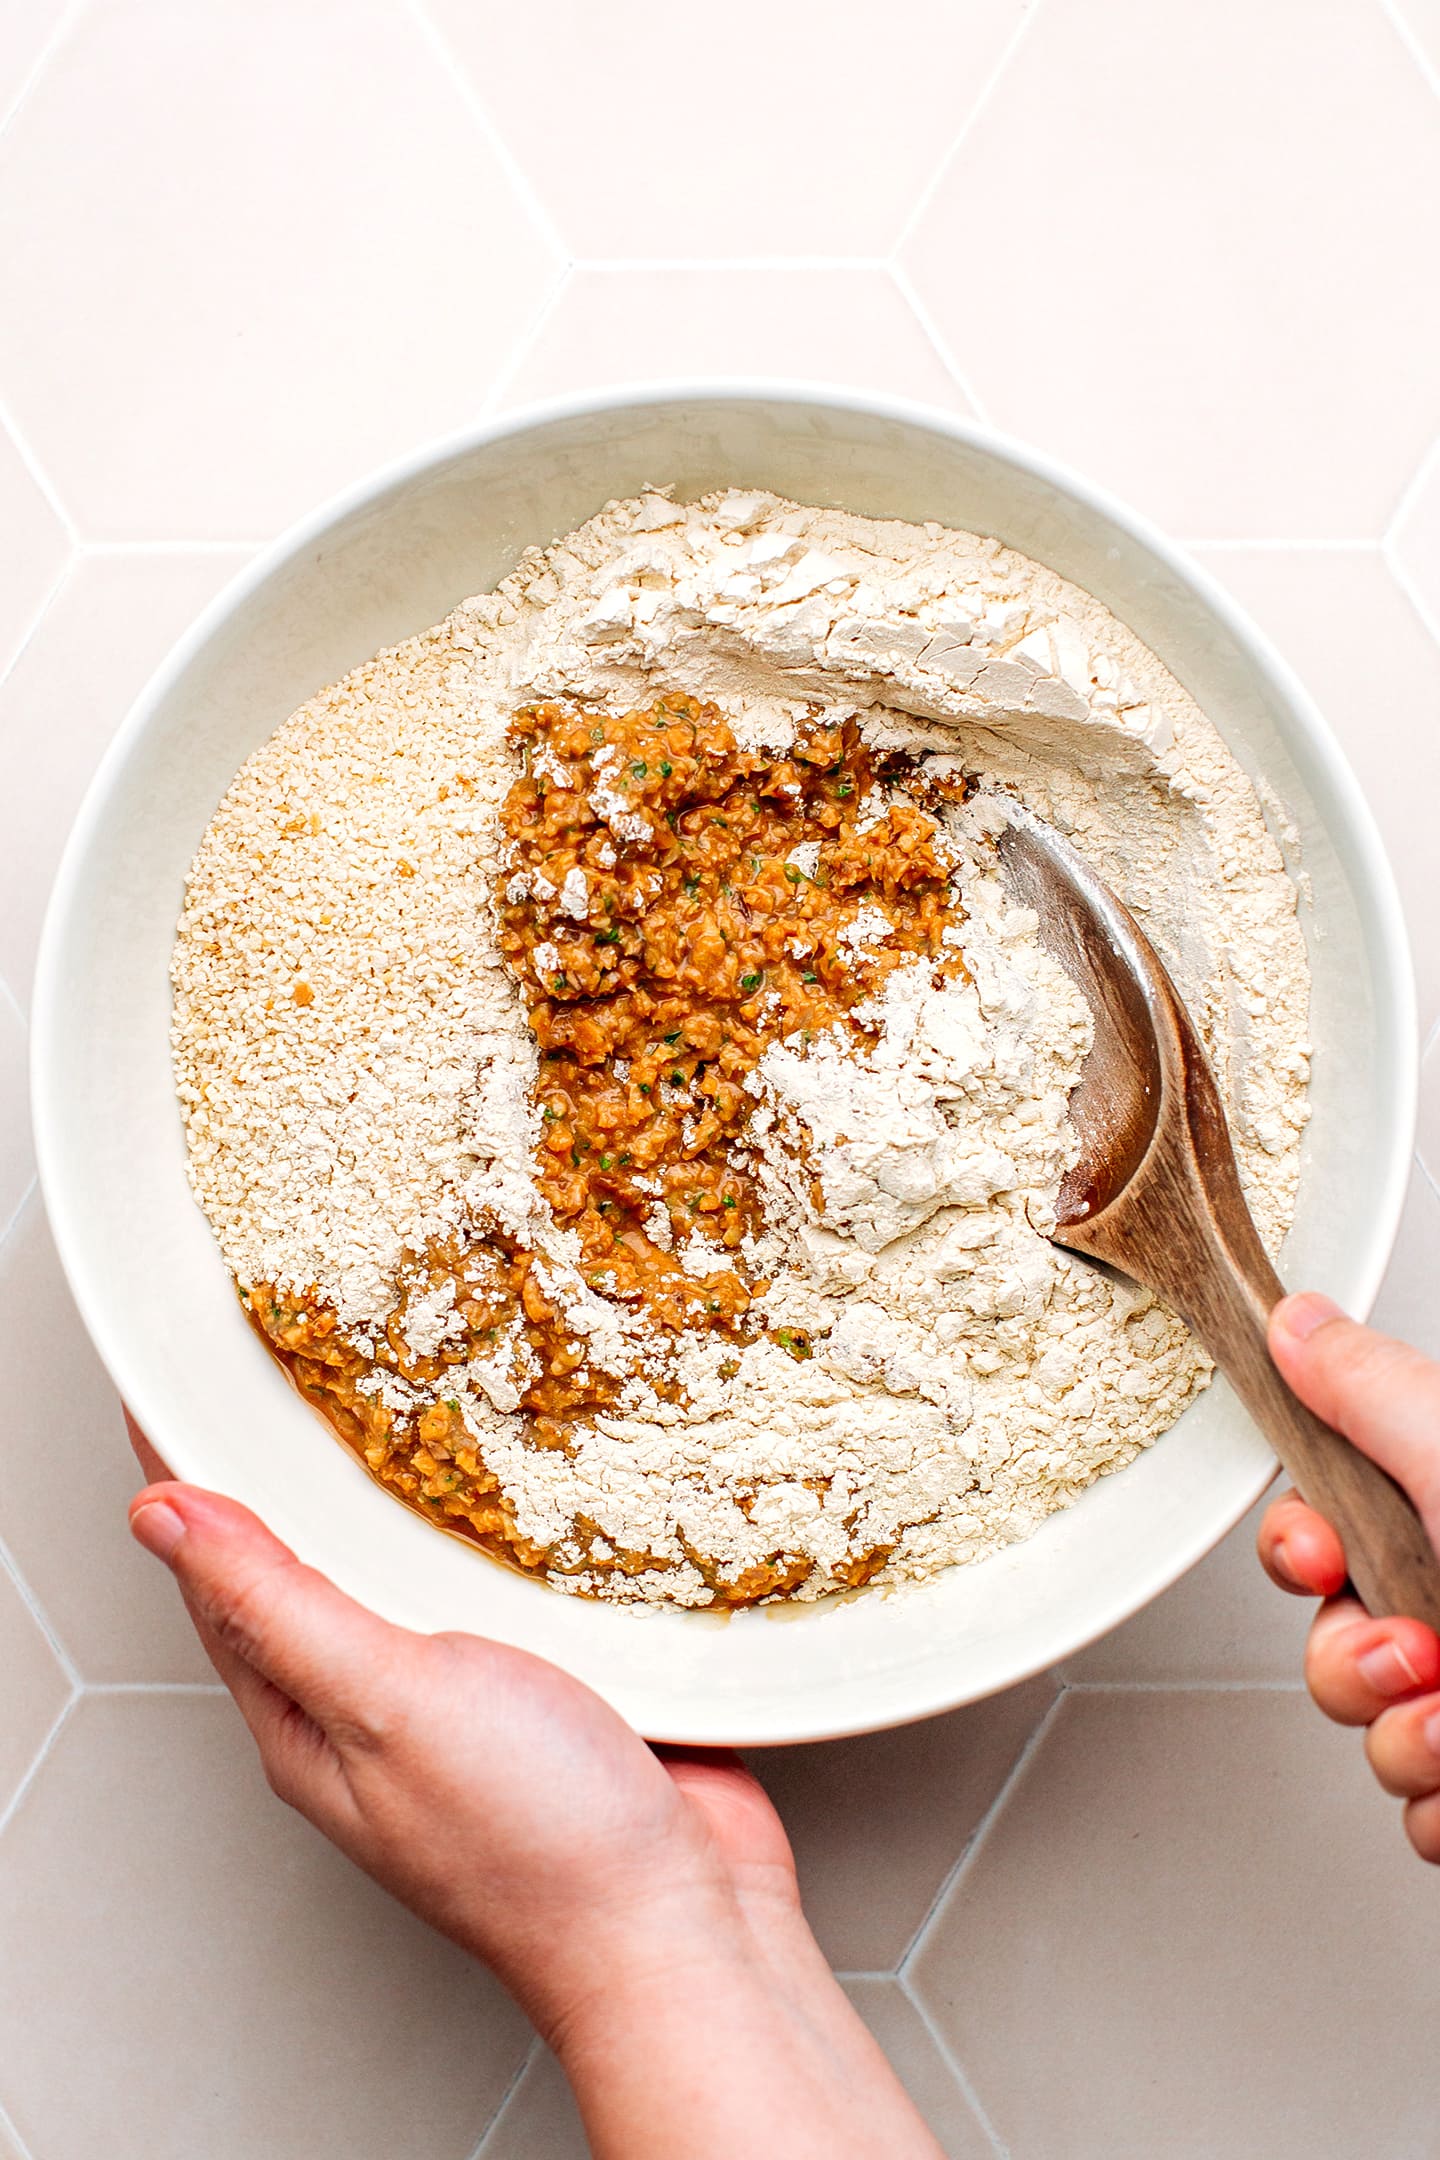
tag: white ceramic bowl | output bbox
[32,386,1416,1745]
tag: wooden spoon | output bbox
[987,794,1440,1629]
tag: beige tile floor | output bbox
[2,3,1440,2153]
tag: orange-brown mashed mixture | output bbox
[249,695,968,1600]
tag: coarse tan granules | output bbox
[172,488,1311,1607]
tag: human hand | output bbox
[1257,1295,1440,1863]
[125,1420,941,2159]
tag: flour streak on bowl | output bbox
[31,387,1416,1743]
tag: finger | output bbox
[1269,1296,1440,1522]
[123,1407,171,1484]
[1257,1490,1347,1596]
[1303,1596,1440,1726]
[128,1482,418,1751]
[1403,1790,1440,1864]
[1365,1693,1440,1799]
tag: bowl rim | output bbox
[30,379,1419,1732]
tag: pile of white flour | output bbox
[173,488,1311,1604]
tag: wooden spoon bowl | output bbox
[990,795,1440,1631]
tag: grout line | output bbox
[573,254,891,273]
[0,0,86,148]
[0,393,77,545]
[896,1969,1012,2160]
[1180,536,1381,553]
[896,1686,1064,1977]
[1062,1677,1307,1693]
[0,2092,38,2160]
[0,1523,82,1693]
[479,259,575,417]
[0,1694,76,1844]
[403,0,571,266]
[891,0,1045,257]
[469,2033,542,2159]
[1383,540,1440,657]
[888,260,992,424]
[1380,425,1440,546]
[0,555,73,705]
[0,1174,36,1264]
[1381,0,1440,108]
[83,1681,228,1696]
[834,1969,897,1984]
[79,538,266,557]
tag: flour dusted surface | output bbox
[172,488,1311,1606]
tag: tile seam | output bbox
[469,2031,542,2159]
[891,0,1045,256]
[402,0,571,266]
[896,1684,1065,1975]
[0,1174,37,1259]
[895,1968,1012,2160]
[1380,0,1440,108]
[0,1694,75,1844]
[0,1528,81,1693]
[1062,1678,1308,1694]
[888,261,992,426]
[0,395,77,544]
[0,2092,37,2160]
[1382,541,1440,657]
[0,0,87,150]
[573,254,889,272]
[83,1681,229,1696]
[1182,537,1382,552]
[0,554,72,700]
[478,258,574,418]
[79,539,265,557]
[1379,424,1440,544]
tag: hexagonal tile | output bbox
[0,415,67,680]
[0,0,67,127]
[842,1980,994,2159]
[1187,546,1440,1033]
[425,0,1022,258]
[0,0,561,539]
[903,0,1440,538]
[1060,1495,1302,1686]
[495,267,971,414]
[0,1561,69,1819]
[0,984,32,1244]
[1421,1024,1440,1204]
[0,1693,532,2160]
[0,549,249,1007]
[912,1691,1439,2159]
[749,1675,1055,1971]
[0,1194,213,1683]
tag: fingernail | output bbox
[1423,1711,1440,1760]
[1270,1539,1304,1592]
[130,1499,185,1562]
[1275,1292,1345,1344]
[1357,1639,1425,1694]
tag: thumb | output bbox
[1269,1295,1440,1528]
[129,1482,415,1748]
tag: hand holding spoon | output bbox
[988,795,1440,1631]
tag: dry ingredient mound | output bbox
[172,487,1312,1608]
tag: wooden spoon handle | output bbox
[1178,1244,1440,1633]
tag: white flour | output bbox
[173,488,1311,1605]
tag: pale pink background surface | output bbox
[3,4,1440,2154]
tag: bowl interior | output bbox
[32,389,1414,1743]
